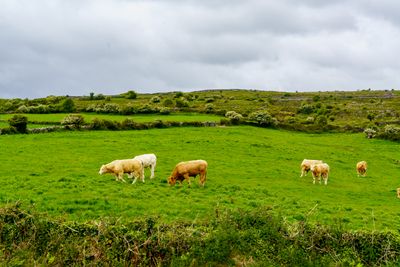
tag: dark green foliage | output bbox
[175,98,189,108]
[0,204,399,266]
[125,90,137,99]
[298,103,315,115]
[8,115,28,133]
[0,126,18,135]
[162,98,174,107]
[174,91,184,98]
[61,98,76,113]
[316,115,328,126]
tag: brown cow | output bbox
[300,159,323,177]
[356,161,367,177]
[167,160,207,187]
[311,163,330,185]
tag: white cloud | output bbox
[0,0,399,98]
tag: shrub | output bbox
[8,115,28,133]
[150,96,161,103]
[204,103,214,113]
[305,116,315,124]
[175,98,189,108]
[17,105,28,113]
[61,115,85,129]
[298,104,315,115]
[119,105,138,115]
[125,90,137,99]
[103,103,120,114]
[139,104,159,114]
[0,126,18,135]
[159,107,171,115]
[248,110,277,127]
[364,128,376,139]
[90,118,106,130]
[225,111,243,125]
[378,125,400,141]
[163,99,174,107]
[315,115,328,126]
[102,120,121,130]
[174,91,184,98]
[121,119,137,130]
[60,98,76,113]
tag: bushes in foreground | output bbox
[0,203,399,266]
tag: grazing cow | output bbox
[99,159,144,184]
[300,159,323,177]
[167,160,207,187]
[397,188,400,199]
[133,153,157,179]
[311,163,330,185]
[356,161,367,177]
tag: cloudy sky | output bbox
[1,0,400,99]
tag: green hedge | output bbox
[0,203,399,266]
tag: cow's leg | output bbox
[131,173,138,184]
[118,172,126,183]
[113,174,119,181]
[200,172,206,186]
[184,174,191,187]
[150,163,156,179]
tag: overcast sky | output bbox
[1,0,400,99]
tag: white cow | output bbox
[133,153,157,179]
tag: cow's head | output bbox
[167,176,176,186]
[99,165,107,175]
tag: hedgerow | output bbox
[0,203,399,266]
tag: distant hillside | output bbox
[1,89,399,137]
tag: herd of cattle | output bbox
[99,154,400,198]
[99,154,207,187]
[300,159,367,185]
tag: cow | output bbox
[133,153,157,179]
[310,163,330,185]
[356,161,367,177]
[167,160,207,187]
[300,159,323,177]
[99,159,144,184]
[397,188,400,199]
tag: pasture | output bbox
[0,126,399,230]
[0,112,222,125]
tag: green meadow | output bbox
[1,126,399,231]
[0,112,222,124]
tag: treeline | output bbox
[0,203,399,266]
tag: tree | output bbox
[367,113,375,122]
[126,90,137,99]
[8,115,28,133]
[89,92,95,100]
[61,98,76,113]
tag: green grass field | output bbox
[0,112,222,124]
[1,126,399,231]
